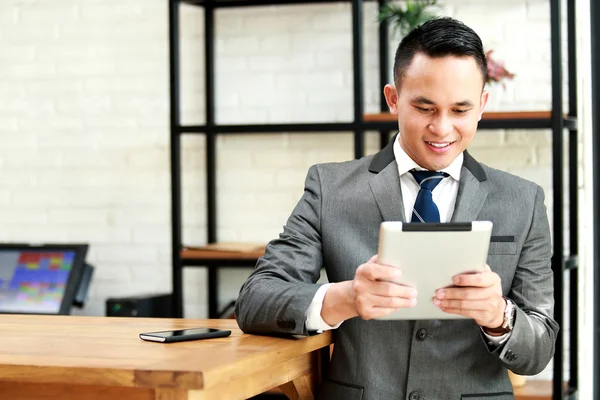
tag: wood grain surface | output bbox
[0,315,332,399]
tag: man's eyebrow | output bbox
[411,96,435,105]
[454,100,474,107]
[410,97,475,107]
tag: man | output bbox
[235,17,558,399]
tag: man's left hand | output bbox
[433,265,505,331]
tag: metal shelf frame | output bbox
[168,1,579,398]
[590,0,600,398]
[176,117,567,134]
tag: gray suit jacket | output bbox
[235,141,559,400]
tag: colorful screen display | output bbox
[0,250,75,314]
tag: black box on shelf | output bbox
[106,293,172,318]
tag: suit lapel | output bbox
[367,144,488,223]
[451,151,488,222]
[369,163,405,222]
[368,138,405,222]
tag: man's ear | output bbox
[384,84,399,115]
[478,90,490,121]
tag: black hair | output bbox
[393,17,487,88]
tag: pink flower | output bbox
[486,50,515,87]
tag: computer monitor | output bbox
[0,244,88,315]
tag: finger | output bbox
[484,264,492,272]
[366,255,402,269]
[437,307,489,321]
[433,298,490,312]
[370,281,418,299]
[355,294,415,319]
[435,287,494,301]
[355,292,414,311]
[453,271,500,287]
[357,262,403,283]
[367,292,417,309]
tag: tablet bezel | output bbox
[375,221,493,320]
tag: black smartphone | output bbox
[139,328,231,343]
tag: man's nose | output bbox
[428,115,453,136]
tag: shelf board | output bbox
[363,111,552,122]
[179,0,372,7]
[177,111,576,134]
[181,242,266,265]
[363,111,560,130]
[365,111,581,131]
[181,245,578,267]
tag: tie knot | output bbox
[409,169,448,191]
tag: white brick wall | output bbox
[0,0,592,386]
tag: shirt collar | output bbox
[392,134,463,181]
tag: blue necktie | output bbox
[410,169,449,223]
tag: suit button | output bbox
[416,328,428,341]
[505,350,518,361]
[409,391,421,400]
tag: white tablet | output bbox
[375,221,493,320]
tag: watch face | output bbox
[504,299,515,330]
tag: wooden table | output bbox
[0,315,332,400]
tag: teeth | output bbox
[428,142,451,148]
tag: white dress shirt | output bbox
[304,137,509,345]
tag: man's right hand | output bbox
[351,255,418,319]
[321,255,418,325]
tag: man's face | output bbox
[384,53,489,171]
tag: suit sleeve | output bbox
[487,185,560,375]
[234,165,325,336]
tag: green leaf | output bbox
[378,0,439,37]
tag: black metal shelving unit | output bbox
[168,0,579,398]
[590,0,600,398]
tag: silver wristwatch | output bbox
[501,297,516,331]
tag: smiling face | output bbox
[384,53,489,171]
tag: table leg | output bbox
[279,347,324,400]
[279,373,314,400]
[178,349,327,400]
[280,343,329,400]
[208,267,218,318]
[320,345,331,382]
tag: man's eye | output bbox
[416,107,433,112]
[454,109,469,114]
